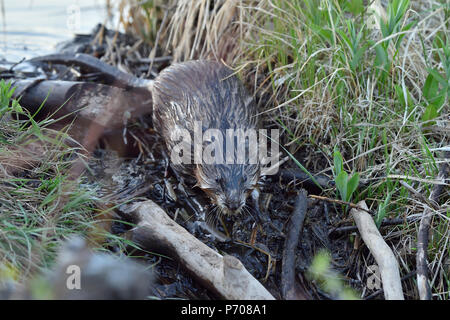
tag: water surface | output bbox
[0,0,110,61]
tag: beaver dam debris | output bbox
[0,24,423,300]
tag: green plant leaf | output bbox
[335,171,348,202]
[375,191,393,228]
[395,84,414,108]
[317,28,333,45]
[421,104,439,126]
[427,68,447,87]
[433,32,445,49]
[333,148,344,177]
[374,44,388,70]
[347,173,360,202]
[423,73,439,102]
[346,0,364,15]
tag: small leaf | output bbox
[433,32,445,49]
[374,44,388,70]
[423,73,439,102]
[427,68,447,87]
[318,29,333,44]
[11,100,23,114]
[433,93,446,110]
[347,173,360,202]
[421,104,439,126]
[346,0,364,15]
[333,148,344,177]
[335,171,348,202]
[395,84,413,108]
[375,191,392,228]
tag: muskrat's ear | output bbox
[193,165,207,189]
[193,165,201,188]
[194,164,217,190]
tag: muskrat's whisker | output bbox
[242,203,256,222]
[206,205,219,227]
[241,204,252,216]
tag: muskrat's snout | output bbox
[195,164,260,215]
[220,195,246,215]
[225,200,242,212]
[206,184,249,215]
[213,193,246,216]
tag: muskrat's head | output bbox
[195,163,260,215]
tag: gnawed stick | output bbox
[281,189,310,300]
[416,152,449,300]
[351,201,404,300]
[127,200,275,300]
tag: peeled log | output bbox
[128,200,275,300]
[351,201,404,300]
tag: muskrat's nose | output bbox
[226,201,241,212]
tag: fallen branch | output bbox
[329,216,420,237]
[351,201,404,300]
[309,194,377,216]
[28,53,153,90]
[127,200,275,300]
[281,189,310,300]
[11,80,152,130]
[9,79,154,178]
[416,152,449,300]
[279,168,334,189]
[398,180,439,210]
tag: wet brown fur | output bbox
[152,60,260,214]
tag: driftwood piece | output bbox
[11,79,152,129]
[281,189,310,300]
[127,200,275,300]
[9,79,153,166]
[351,201,404,300]
[416,152,449,300]
[28,53,153,90]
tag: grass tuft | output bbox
[0,80,126,283]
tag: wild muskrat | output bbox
[152,60,260,215]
